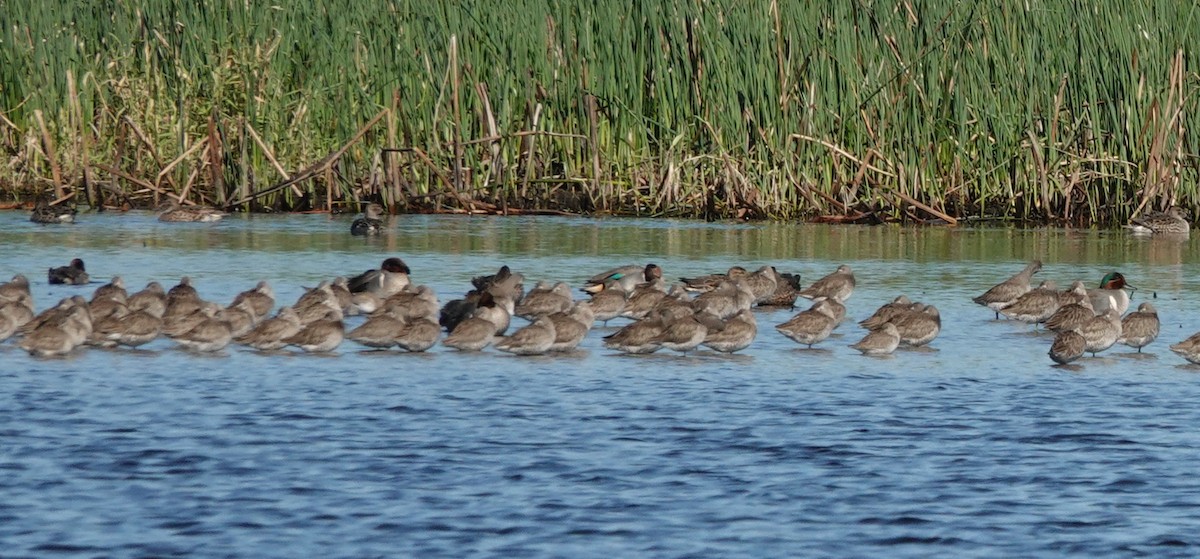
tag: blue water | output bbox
[3,211,1200,557]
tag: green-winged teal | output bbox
[30,198,76,224]
[347,257,411,298]
[157,203,226,223]
[584,263,655,294]
[1126,207,1190,236]
[48,258,89,285]
[1087,272,1132,316]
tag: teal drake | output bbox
[1049,330,1086,365]
[973,260,1042,318]
[849,322,900,356]
[584,263,654,295]
[347,257,411,298]
[1118,302,1159,353]
[350,203,385,236]
[1126,207,1189,237]
[1087,272,1133,316]
[48,258,89,285]
[798,264,856,302]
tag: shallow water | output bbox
[3,211,1200,557]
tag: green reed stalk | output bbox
[0,0,1196,225]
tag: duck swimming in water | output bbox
[30,198,76,224]
[48,258,89,285]
[350,203,385,236]
[1125,207,1189,237]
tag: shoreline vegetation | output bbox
[1,1,1198,226]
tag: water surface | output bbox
[2,211,1200,557]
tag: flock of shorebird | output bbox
[0,255,929,358]
[3,251,1200,364]
[8,202,1196,361]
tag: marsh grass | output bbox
[0,0,1197,225]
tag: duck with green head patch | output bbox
[1088,272,1133,316]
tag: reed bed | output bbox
[1,0,1197,225]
